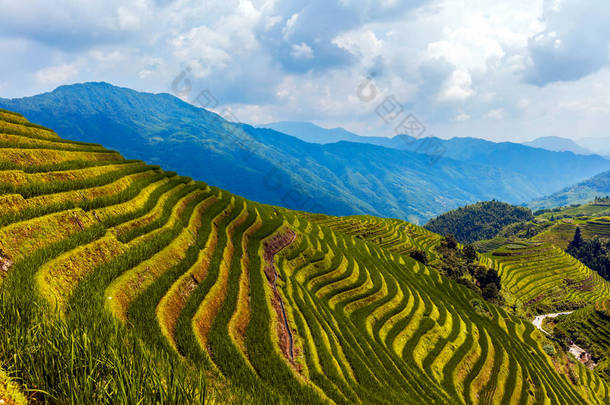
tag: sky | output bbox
[0,0,609,143]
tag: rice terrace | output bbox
[3,1,610,404]
[0,110,608,403]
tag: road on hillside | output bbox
[531,311,596,369]
[532,312,573,335]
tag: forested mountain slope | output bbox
[425,201,534,244]
[2,82,610,223]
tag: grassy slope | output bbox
[519,201,610,249]
[552,301,610,381]
[483,242,610,315]
[472,200,610,252]
[541,306,610,394]
[0,366,27,404]
[0,110,608,403]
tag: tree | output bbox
[463,244,478,263]
[566,231,610,281]
[424,201,534,244]
[543,344,556,357]
[568,227,584,252]
[484,268,501,291]
[444,235,458,250]
[482,283,499,300]
[409,250,428,265]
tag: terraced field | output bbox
[553,300,610,381]
[0,110,609,403]
[483,243,610,314]
[583,218,610,240]
[300,213,444,259]
[531,218,610,249]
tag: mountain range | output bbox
[265,121,602,158]
[523,136,595,155]
[260,121,368,144]
[530,170,610,209]
[2,82,610,223]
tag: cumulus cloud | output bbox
[1,0,610,144]
[0,0,148,50]
[290,42,314,60]
[35,63,80,85]
[524,0,610,86]
[438,70,474,101]
[486,108,506,120]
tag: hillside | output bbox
[259,121,410,149]
[1,109,610,403]
[425,201,534,244]
[482,242,610,315]
[475,199,610,251]
[523,136,594,155]
[529,217,610,250]
[530,171,610,210]
[397,137,610,193]
[259,122,367,144]
[552,301,610,381]
[2,83,610,224]
[263,122,610,197]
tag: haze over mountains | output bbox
[266,121,604,158]
[523,136,595,155]
[579,137,610,158]
[2,82,610,223]
[530,170,610,209]
[260,122,367,145]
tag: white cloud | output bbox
[118,6,141,30]
[518,98,531,109]
[333,29,383,59]
[454,112,470,121]
[438,69,474,101]
[35,63,79,84]
[265,15,282,30]
[282,13,299,39]
[486,108,506,120]
[2,0,610,144]
[291,42,314,60]
[524,0,610,85]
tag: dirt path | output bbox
[532,311,597,369]
[532,312,573,335]
[263,229,297,362]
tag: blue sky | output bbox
[1,0,609,143]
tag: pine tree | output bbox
[568,227,584,252]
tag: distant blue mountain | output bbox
[2,82,610,223]
[259,122,363,144]
[523,136,594,155]
[260,121,402,148]
[262,121,610,195]
[578,137,610,158]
